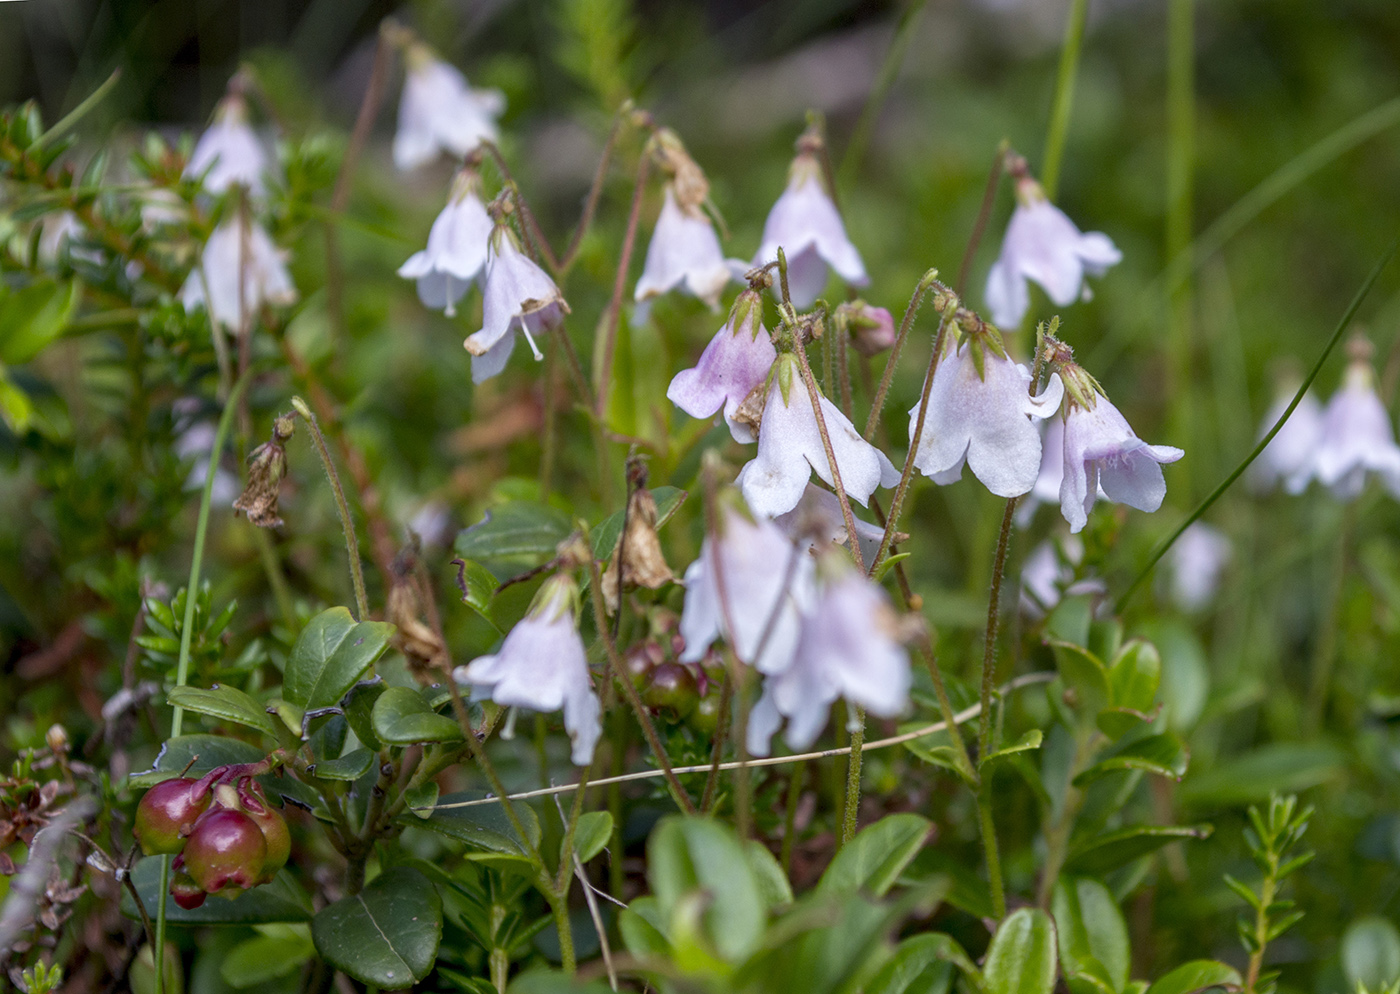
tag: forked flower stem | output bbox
[291,396,370,622]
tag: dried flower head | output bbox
[233,414,295,528]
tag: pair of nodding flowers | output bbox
[1250,336,1400,502]
[677,486,913,756]
[178,87,298,334]
[397,168,570,384]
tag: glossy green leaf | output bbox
[166,684,275,736]
[872,552,912,584]
[128,735,265,788]
[571,810,613,864]
[311,866,442,987]
[0,279,78,365]
[220,927,315,988]
[1074,733,1189,787]
[404,780,440,820]
[1342,916,1400,990]
[342,678,386,751]
[312,747,376,781]
[865,933,972,994]
[122,857,312,924]
[372,685,463,744]
[1143,960,1241,994]
[745,839,794,909]
[456,557,502,628]
[981,730,1044,769]
[455,501,573,560]
[1051,640,1110,719]
[984,908,1058,994]
[818,813,932,898]
[413,791,543,857]
[619,896,671,958]
[1064,824,1213,876]
[1100,640,1161,738]
[648,816,766,963]
[1054,877,1130,994]
[283,607,393,711]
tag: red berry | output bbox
[643,662,699,719]
[170,869,207,910]
[134,778,211,856]
[622,642,662,690]
[236,780,290,882]
[182,808,267,894]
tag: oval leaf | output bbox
[167,684,276,736]
[283,607,393,711]
[571,810,614,864]
[648,816,766,963]
[455,501,573,560]
[413,790,543,856]
[1342,916,1400,990]
[1074,733,1189,787]
[1065,823,1213,876]
[311,866,442,988]
[819,813,932,898]
[372,686,464,744]
[1144,960,1241,994]
[984,908,1058,994]
[1054,877,1130,994]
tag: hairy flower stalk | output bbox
[984,155,1121,329]
[398,168,492,316]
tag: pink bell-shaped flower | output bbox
[179,214,297,333]
[772,483,886,565]
[909,336,1064,498]
[1310,344,1400,501]
[1164,522,1231,613]
[454,575,600,766]
[393,44,505,171]
[678,494,813,679]
[1246,382,1324,496]
[752,151,867,309]
[748,554,910,756]
[737,355,899,518]
[985,172,1121,329]
[666,289,775,443]
[463,226,569,383]
[635,183,739,308]
[398,170,492,316]
[186,92,273,196]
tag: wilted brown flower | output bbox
[233,413,294,528]
[602,467,675,615]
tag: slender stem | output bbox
[560,113,626,274]
[1166,0,1197,495]
[172,373,251,737]
[250,526,297,631]
[1115,238,1398,611]
[836,323,854,418]
[731,660,754,840]
[555,325,597,413]
[550,893,577,974]
[955,142,1009,299]
[918,637,977,782]
[1304,502,1353,737]
[422,673,1056,812]
[332,32,391,214]
[841,709,866,846]
[479,143,562,272]
[868,310,952,573]
[780,760,805,876]
[864,270,942,441]
[700,672,733,813]
[32,68,122,151]
[839,0,929,185]
[584,555,697,814]
[1040,0,1089,200]
[979,499,1017,759]
[978,789,1007,920]
[791,346,865,574]
[595,155,651,418]
[290,396,370,622]
[541,337,559,498]
[556,765,593,894]
[154,856,170,994]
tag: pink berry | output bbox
[182,808,267,894]
[134,778,211,856]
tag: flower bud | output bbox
[643,662,699,720]
[841,301,896,357]
[134,778,212,856]
[45,723,69,755]
[233,414,294,528]
[182,808,267,894]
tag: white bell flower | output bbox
[635,183,738,308]
[179,214,297,332]
[1164,522,1231,613]
[666,289,774,443]
[737,354,899,518]
[185,93,273,196]
[678,496,813,678]
[773,483,886,565]
[748,561,911,756]
[985,174,1121,328]
[463,227,569,384]
[1311,352,1400,501]
[1057,368,1183,534]
[909,339,1064,498]
[393,45,505,171]
[752,152,867,309]
[398,171,492,316]
[453,575,600,766]
[1246,385,1324,495]
[1019,536,1104,617]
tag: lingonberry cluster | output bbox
[133,765,289,909]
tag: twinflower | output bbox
[737,354,899,518]
[909,319,1064,497]
[180,214,297,333]
[185,91,272,196]
[1164,522,1231,613]
[1246,379,1323,495]
[1310,339,1400,501]
[666,289,775,443]
[1053,351,1183,533]
[394,44,504,171]
[985,161,1121,328]
[752,140,867,309]
[748,552,911,756]
[453,575,600,766]
[463,224,569,383]
[634,137,739,306]
[398,169,492,316]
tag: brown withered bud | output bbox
[651,128,710,213]
[386,543,449,679]
[601,463,675,615]
[840,300,896,357]
[731,379,769,438]
[233,414,295,528]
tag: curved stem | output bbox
[595,155,651,418]
[864,270,942,441]
[291,396,370,622]
[979,498,1017,760]
[791,346,865,574]
[839,0,929,185]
